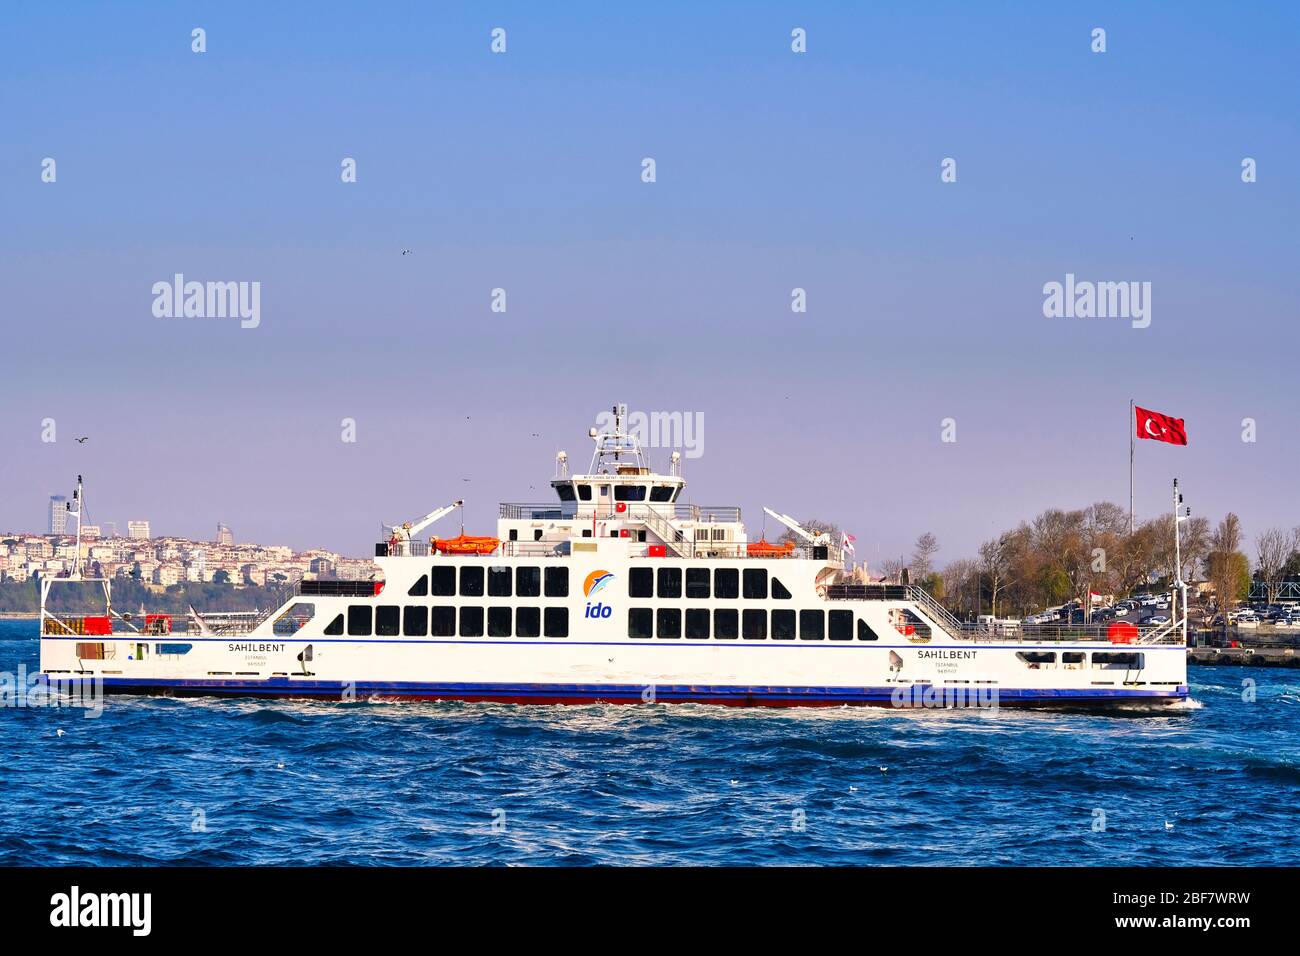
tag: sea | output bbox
[1,619,1296,866]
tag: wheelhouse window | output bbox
[649,486,675,502]
[628,608,652,639]
[714,568,739,599]
[614,484,647,501]
[430,566,455,596]
[404,605,428,636]
[771,609,796,640]
[685,567,711,599]
[516,607,541,637]
[657,567,682,599]
[375,605,400,637]
[488,566,512,597]
[488,606,511,637]
[742,609,767,640]
[828,610,853,641]
[545,567,569,597]
[347,605,372,636]
[555,482,576,502]
[577,484,593,501]
[714,608,738,639]
[629,567,653,598]
[459,566,484,597]
[544,607,569,638]
[517,566,541,597]
[743,568,768,599]
[800,609,825,640]
[685,608,710,639]
[656,607,681,639]
[430,606,455,637]
[459,606,484,637]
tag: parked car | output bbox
[1148,615,1171,626]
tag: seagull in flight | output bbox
[401,249,412,256]
[75,436,89,443]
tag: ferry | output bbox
[38,405,1190,708]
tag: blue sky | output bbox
[2,2,1297,564]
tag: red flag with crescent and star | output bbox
[1135,405,1187,445]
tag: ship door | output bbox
[297,644,314,676]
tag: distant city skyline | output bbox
[3,3,1297,567]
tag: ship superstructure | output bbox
[38,405,1189,708]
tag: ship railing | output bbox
[497,501,742,523]
[823,584,1186,645]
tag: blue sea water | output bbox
[1,619,1296,866]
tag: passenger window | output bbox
[799,609,825,640]
[742,609,767,640]
[517,566,541,597]
[657,567,682,599]
[714,568,739,599]
[488,566,512,597]
[857,619,879,641]
[544,607,569,638]
[324,613,344,636]
[459,566,484,597]
[771,609,796,640]
[459,606,484,637]
[656,607,681,638]
[488,606,511,637]
[375,605,400,636]
[685,608,710,639]
[713,608,738,639]
[828,610,853,641]
[403,606,428,637]
[743,568,768,599]
[628,608,653,639]
[408,574,428,597]
[685,567,711,599]
[629,567,653,598]
[545,567,569,597]
[516,607,541,637]
[771,577,792,600]
[430,566,455,596]
[430,606,456,637]
[347,605,372,636]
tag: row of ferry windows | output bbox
[407,566,569,598]
[628,567,792,600]
[554,483,679,503]
[628,608,878,641]
[327,605,570,638]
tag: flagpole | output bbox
[1129,399,1135,535]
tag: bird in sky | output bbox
[75,436,89,443]
[401,249,412,256]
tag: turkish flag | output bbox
[1135,406,1187,445]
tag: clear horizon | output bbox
[2,2,1297,566]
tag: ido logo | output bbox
[584,570,614,620]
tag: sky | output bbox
[1,2,1297,567]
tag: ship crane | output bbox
[385,500,463,554]
[762,507,830,546]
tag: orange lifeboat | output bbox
[433,534,500,556]
[746,538,796,558]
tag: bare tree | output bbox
[912,532,939,580]
[880,556,905,584]
[978,535,1015,618]
[1255,527,1297,604]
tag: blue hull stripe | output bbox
[44,676,1190,706]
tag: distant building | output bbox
[80,525,101,539]
[105,521,118,538]
[215,523,234,546]
[127,520,151,540]
[48,495,68,534]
